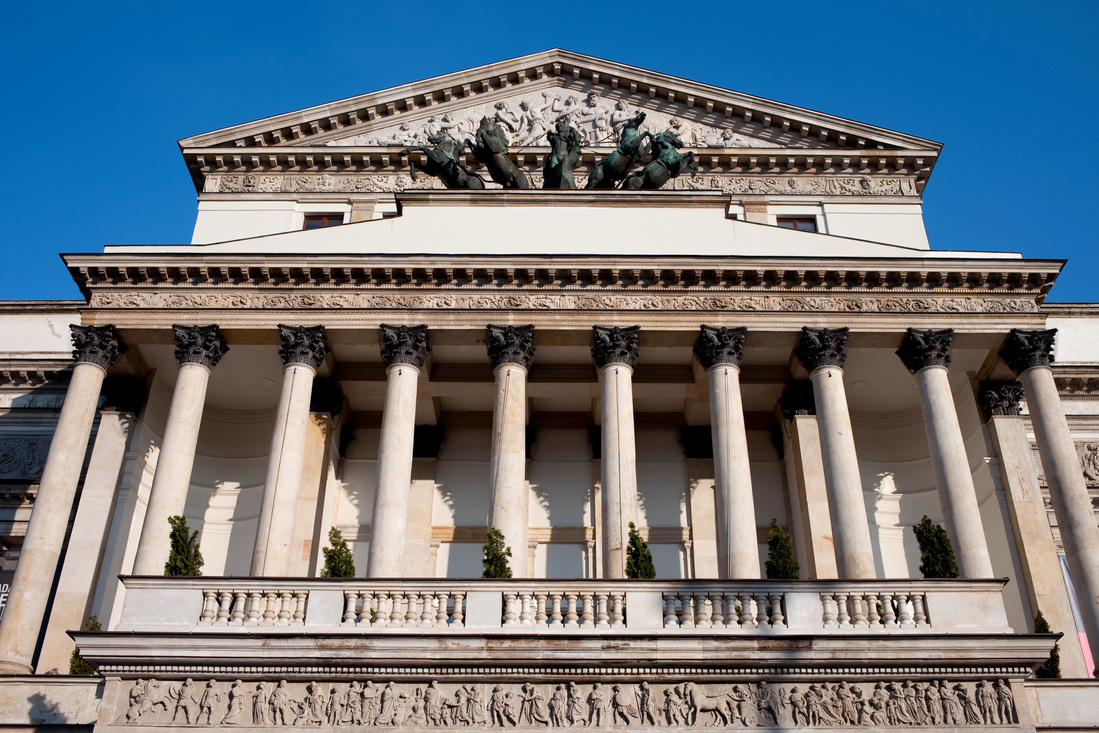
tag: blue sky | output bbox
[1,1,1096,302]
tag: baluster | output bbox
[709,592,725,629]
[343,591,359,626]
[694,593,711,628]
[835,592,851,628]
[245,591,262,626]
[663,593,680,628]
[912,593,929,627]
[581,592,595,629]
[739,593,754,628]
[292,591,307,626]
[405,591,421,627]
[880,592,897,628]
[450,592,465,628]
[503,593,518,626]
[595,593,610,629]
[215,590,233,625]
[897,593,915,629]
[564,592,579,629]
[416,591,433,627]
[374,591,391,627]
[754,593,770,628]
[769,592,786,628]
[678,592,695,629]
[262,591,278,626]
[358,591,375,626]
[435,592,450,627]
[230,591,247,625]
[276,591,293,626]
[199,590,217,625]
[851,593,868,629]
[549,593,564,629]
[820,593,836,628]
[533,593,548,626]
[865,592,881,629]
[611,592,625,629]
[724,592,741,629]
[519,592,534,625]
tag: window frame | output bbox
[302,214,345,231]
[775,216,818,233]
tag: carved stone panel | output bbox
[0,436,50,481]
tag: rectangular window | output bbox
[303,215,344,230]
[776,216,818,232]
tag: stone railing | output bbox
[116,577,1011,635]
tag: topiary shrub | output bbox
[912,515,959,579]
[1033,611,1062,678]
[321,527,356,578]
[164,515,204,576]
[482,528,513,579]
[765,518,800,579]
[68,616,101,676]
[625,522,656,579]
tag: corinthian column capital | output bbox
[896,328,953,373]
[486,324,535,368]
[794,326,849,371]
[172,324,229,369]
[380,324,430,368]
[999,328,1057,374]
[591,325,640,369]
[70,324,127,369]
[693,325,746,369]
[978,380,1024,417]
[277,325,329,368]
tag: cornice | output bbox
[0,358,73,388]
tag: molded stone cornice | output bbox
[794,327,849,371]
[694,325,746,369]
[172,325,229,369]
[486,324,535,369]
[999,328,1057,374]
[70,324,126,370]
[277,325,329,369]
[780,381,817,420]
[896,328,953,373]
[380,324,430,368]
[592,326,640,368]
[978,381,1024,417]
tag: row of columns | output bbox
[0,322,1098,673]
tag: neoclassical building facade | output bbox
[0,50,1096,730]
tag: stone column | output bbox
[979,381,1090,678]
[132,325,228,576]
[794,327,876,579]
[486,324,535,574]
[694,325,760,579]
[367,324,430,578]
[592,325,640,579]
[1000,329,1099,671]
[780,381,838,579]
[251,325,330,576]
[0,325,125,674]
[897,328,994,577]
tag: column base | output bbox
[0,658,34,675]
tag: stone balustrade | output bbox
[116,577,1012,636]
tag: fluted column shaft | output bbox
[252,325,329,576]
[367,325,430,578]
[486,323,535,575]
[1002,328,1099,670]
[898,328,994,577]
[0,325,124,674]
[593,326,640,579]
[133,325,227,575]
[796,327,876,579]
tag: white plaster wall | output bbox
[335,428,379,571]
[433,430,490,527]
[820,203,930,250]
[1046,315,1099,363]
[0,311,80,357]
[191,200,350,244]
[436,542,482,578]
[529,430,593,529]
[636,429,688,529]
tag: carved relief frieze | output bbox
[89,291,1040,315]
[115,677,1018,729]
[0,436,50,481]
[1077,442,1099,486]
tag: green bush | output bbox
[625,522,656,579]
[321,527,356,578]
[912,515,959,579]
[765,518,800,579]
[1033,611,1061,678]
[164,515,204,576]
[482,528,513,578]
[68,616,101,676]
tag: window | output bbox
[776,216,817,232]
[303,215,344,230]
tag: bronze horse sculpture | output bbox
[467,117,531,189]
[401,132,485,189]
[543,120,583,189]
[585,111,650,190]
[621,129,698,190]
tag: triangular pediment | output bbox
[179,49,939,154]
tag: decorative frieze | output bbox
[0,436,50,481]
[896,328,953,372]
[173,324,229,369]
[70,324,126,369]
[277,325,329,368]
[978,381,1024,417]
[999,328,1057,374]
[115,677,1017,729]
[693,325,746,369]
[591,326,640,368]
[486,325,536,368]
[380,325,430,368]
[794,327,849,371]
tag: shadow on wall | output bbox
[28,691,69,726]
